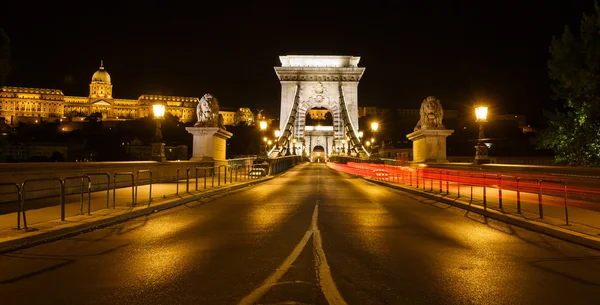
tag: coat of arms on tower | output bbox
[300,82,330,105]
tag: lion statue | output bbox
[195,93,220,127]
[414,96,444,131]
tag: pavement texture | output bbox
[1,163,599,305]
[358,175,600,251]
[0,173,271,253]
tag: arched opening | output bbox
[305,107,333,126]
[312,145,325,163]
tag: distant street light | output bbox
[275,129,280,138]
[150,102,166,162]
[370,122,380,157]
[474,105,490,164]
[370,122,379,132]
[258,120,269,159]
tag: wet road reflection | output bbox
[0,163,599,305]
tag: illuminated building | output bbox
[0,61,199,124]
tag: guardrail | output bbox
[63,175,92,215]
[114,172,135,207]
[0,183,24,230]
[86,172,110,208]
[329,162,572,226]
[22,178,64,221]
[135,170,153,204]
[2,160,299,230]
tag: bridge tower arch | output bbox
[271,55,369,159]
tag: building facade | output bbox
[0,61,199,124]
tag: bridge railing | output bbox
[0,159,281,231]
[327,162,575,226]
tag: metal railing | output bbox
[63,175,92,215]
[539,180,569,225]
[334,163,572,226]
[1,160,297,229]
[86,172,110,208]
[21,178,65,221]
[114,172,135,207]
[135,170,153,204]
[0,183,24,230]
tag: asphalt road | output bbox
[1,163,599,305]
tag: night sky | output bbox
[1,1,594,125]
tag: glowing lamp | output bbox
[259,120,267,130]
[275,130,281,137]
[292,138,297,144]
[358,131,364,138]
[475,106,488,122]
[371,122,379,132]
[366,141,371,146]
[153,104,165,119]
[267,140,272,145]
[263,137,268,142]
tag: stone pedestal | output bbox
[474,142,490,164]
[150,142,166,162]
[406,129,454,164]
[185,127,233,164]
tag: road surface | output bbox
[1,163,599,305]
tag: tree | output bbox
[65,111,85,121]
[540,3,600,166]
[0,28,10,87]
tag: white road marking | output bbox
[312,203,347,305]
[237,228,313,305]
[239,165,346,305]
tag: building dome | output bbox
[91,60,111,83]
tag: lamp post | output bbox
[474,106,490,164]
[370,122,379,157]
[150,103,166,162]
[258,120,268,159]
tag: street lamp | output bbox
[370,121,380,155]
[370,122,379,132]
[150,102,166,162]
[258,120,269,159]
[275,129,280,138]
[292,138,297,155]
[474,106,490,164]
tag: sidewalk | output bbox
[0,174,271,253]
[365,175,600,250]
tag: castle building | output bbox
[0,61,199,124]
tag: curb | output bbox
[0,176,274,254]
[364,177,600,251]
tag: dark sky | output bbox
[0,1,594,124]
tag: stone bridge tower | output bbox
[272,55,368,159]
